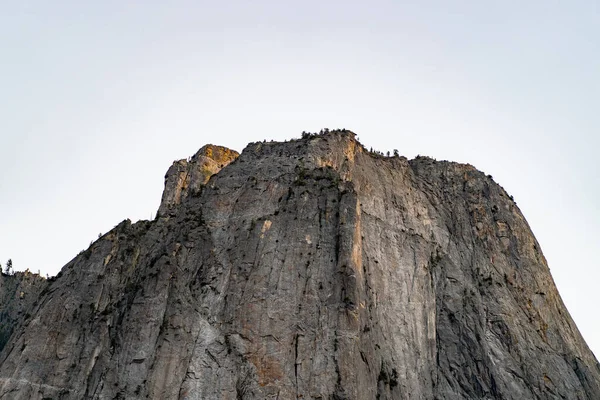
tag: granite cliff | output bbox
[0,130,598,399]
[0,271,47,354]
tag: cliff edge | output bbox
[0,130,598,399]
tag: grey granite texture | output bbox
[0,131,598,399]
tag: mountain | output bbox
[0,130,598,399]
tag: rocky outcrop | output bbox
[0,271,47,353]
[0,130,598,399]
[158,144,239,216]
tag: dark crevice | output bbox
[294,333,300,398]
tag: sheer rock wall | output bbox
[0,131,598,399]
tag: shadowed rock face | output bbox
[0,272,47,353]
[0,131,598,399]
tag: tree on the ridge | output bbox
[4,259,12,275]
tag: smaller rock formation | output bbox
[0,271,47,352]
[158,144,239,216]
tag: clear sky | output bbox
[1,1,598,357]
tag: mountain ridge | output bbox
[0,130,598,399]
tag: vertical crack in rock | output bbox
[293,333,299,398]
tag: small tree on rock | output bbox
[5,259,12,275]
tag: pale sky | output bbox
[1,1,598,357]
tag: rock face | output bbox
[0,130,598,399]
[157,144,239,216]
[0,271,47,353]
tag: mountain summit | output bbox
[1,130,598,399]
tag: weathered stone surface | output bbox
[0,271,47,353]
[158,144,239,216]
[0,130,598,399]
